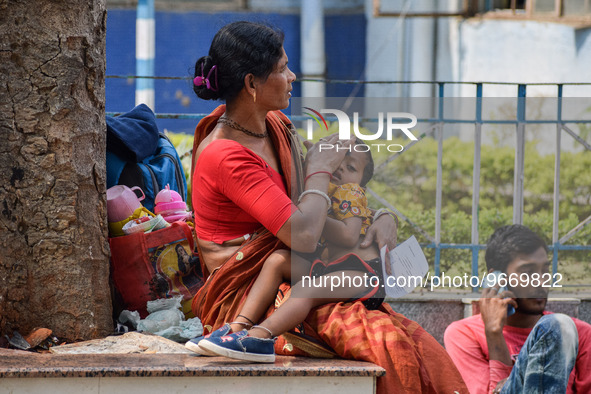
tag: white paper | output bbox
[380,235,429,298]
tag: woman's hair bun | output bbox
[192,55,222,100]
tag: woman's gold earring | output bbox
[253,91,256,103]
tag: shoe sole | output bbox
[199,340,275,363]
[185,340,217,356]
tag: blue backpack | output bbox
[106,105,187,212]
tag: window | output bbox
[372,0,591,21]
[372,0,478,18]
[106,0,247,11]
[482,0,591,20]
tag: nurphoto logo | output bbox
[303,106,418,152]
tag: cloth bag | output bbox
[109,221,203,318]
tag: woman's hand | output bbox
[303,133,353,174]
[360,213,398,252]
[360,214,397,276]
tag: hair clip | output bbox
[193,64,218,91]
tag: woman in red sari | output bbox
[188,21,467,393]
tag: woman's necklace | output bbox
[218,116,269,138]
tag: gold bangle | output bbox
[374,208,399,227]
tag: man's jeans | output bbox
[501,314,579,394]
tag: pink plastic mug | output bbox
[107,185,146,223]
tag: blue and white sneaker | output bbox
[198,330,276,363]
[185,323,233,356]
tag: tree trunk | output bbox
[0,0,112,341]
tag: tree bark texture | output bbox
[0,0,112,341]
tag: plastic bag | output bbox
[119,296,203,342]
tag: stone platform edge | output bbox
[0,350,386,379]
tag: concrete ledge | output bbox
[386,294,591,344]
[462,298,581,318]
[0,350,385,379]
[386,298,464,344]
[578,298,591,323]
[0,349,384,394]
[0,376,377,394]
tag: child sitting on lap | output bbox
[186,140,384,362]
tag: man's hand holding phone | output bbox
[480,270,519,367]
[480,271,518,335]
[483,271,516,317]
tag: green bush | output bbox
[166,131,194,209]
[365,134,590,286]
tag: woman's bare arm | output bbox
[276,135,354,252]
[275,172,331,252]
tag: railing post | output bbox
[136,0,155,110]
[301,0,326,98]
[513,84,526,224]
[435,83,444,277]
[552,84,563,278]
[471,83,483,291]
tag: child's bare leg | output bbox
[231,250,291,332]
[290,253,313,286]
[248,270,370,338]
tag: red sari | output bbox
[191,105,468,393]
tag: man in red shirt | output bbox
[444,225,591,394]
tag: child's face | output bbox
[331,148,369,186]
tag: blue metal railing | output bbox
[107,78,591,289]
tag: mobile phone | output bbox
[483,271,515,316]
